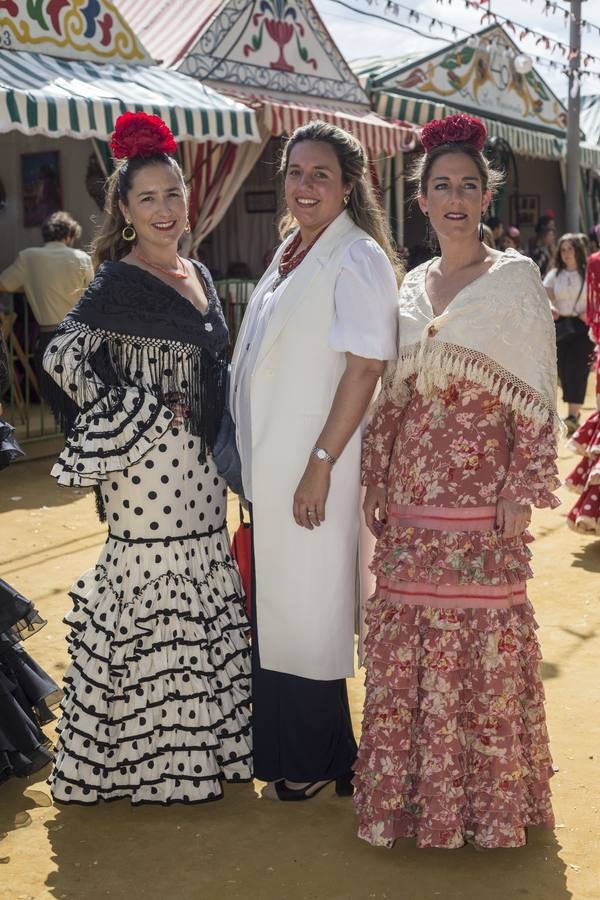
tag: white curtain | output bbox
[182,125,270,247]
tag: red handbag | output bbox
[231,504,252,620]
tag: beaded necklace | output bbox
[272,227,327,290]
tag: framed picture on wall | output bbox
[510,193,540,228]
[245,190,277,214]
[21,151,62,227]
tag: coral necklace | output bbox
[274,227,327,289]
[133,247,188,280]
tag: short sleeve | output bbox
[0,255,25,292]
[329,239,398,359]
[542,268,556,290]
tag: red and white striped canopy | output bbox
[256,93,416,157]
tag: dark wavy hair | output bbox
[278,120,403,283]
[90,154,186,269]
[553,232,588,281]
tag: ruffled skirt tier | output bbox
[354,505,554,849]
[49,432,252,805]
[0,580,62,783]
[354,599,554,849]
[566,410,600,534]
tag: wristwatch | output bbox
[311,446,336,466]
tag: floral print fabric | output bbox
[353,377,558,849]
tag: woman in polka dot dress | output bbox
[43,113,252,805]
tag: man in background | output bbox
[0,211,93,412]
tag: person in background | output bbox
[531,214,557,278]
[0,211,93,416]
[354,113,558,850]
[486,215,504,247]
[544,232,594,433]
[565,247,600,533]
[501,225,522,252]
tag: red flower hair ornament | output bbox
[110,112,177,160]
[420,114,487,154]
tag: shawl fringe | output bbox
[390,341,559,432]
[107,337,227,462]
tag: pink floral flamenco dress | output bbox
[353,252,560,850]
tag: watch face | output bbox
[316,449,326,460]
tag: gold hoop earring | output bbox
[184,218,191,234]
[122,222,136,242]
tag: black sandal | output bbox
[274,779,333,801]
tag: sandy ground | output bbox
[0,396,599,900]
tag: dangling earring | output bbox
[478,220,484,242]
[343,192,350,207]
[425,212,433,246]
[122,221,136,242]
[184,218,191,234]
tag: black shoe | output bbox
[564,414,580,435]
[335,769,355,797]
[274,779,333,801]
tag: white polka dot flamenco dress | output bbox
[566,370,600,535]
[43,262,252,805]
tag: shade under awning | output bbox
[229,90,416,157]
[0,49,260,144]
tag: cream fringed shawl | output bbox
[389,249,558,430]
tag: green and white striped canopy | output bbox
[0,49,260,144]
[374,90,600,171]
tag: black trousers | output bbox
[556,317,595,404]
[249,506,357,783]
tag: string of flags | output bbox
[356,0,600,82]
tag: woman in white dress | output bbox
[230,121,401,800]
[44,113,252,805]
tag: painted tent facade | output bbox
[117,0,415,273]
[356,25,600,242]
[0,1,260,265]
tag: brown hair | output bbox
[90,154,186,270]
[553,232,588,281]
[278,121,403,283]
[42,211,82,243]
[411,141,504,198]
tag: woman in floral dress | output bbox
[353,114,560,849]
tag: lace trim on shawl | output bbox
[390,341,558,432]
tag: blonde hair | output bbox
[278,121,403,284]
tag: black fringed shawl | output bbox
[49,259,229,492]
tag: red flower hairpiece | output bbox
[420,114,487,154]
[110,112,177,160]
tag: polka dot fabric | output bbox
[566,407,600,535]
[49,427,252,805]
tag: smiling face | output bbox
[418,151,491,246]
[119,162,187,253]
[284,140,349,242]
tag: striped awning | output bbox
[373,91,570,162]
[232,92,417,157]
[0,48,260,143]
[372,91,600,173]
